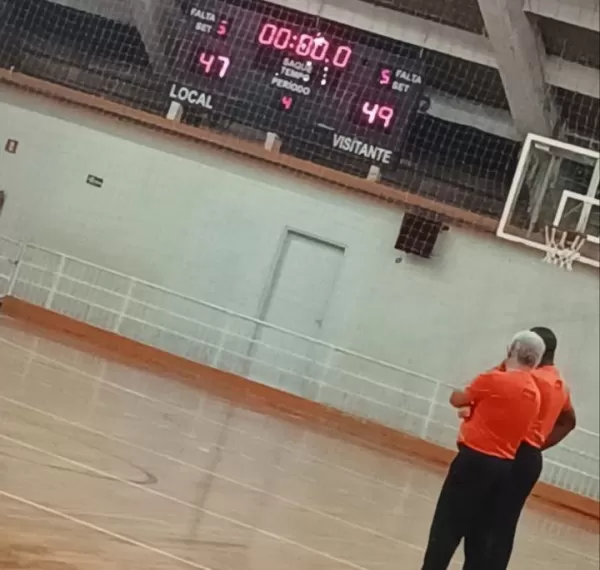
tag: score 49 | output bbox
[361,102,394,129]
[350,66,424,132]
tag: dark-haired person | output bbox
[421,331,543,570]
[462,326,576,570]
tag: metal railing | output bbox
[0,236,20,298]
[1,238,598,500]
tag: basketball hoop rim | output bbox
[543,224,587,241]
[542,225,588,271]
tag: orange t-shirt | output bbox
[458,369,541,460]
[524,366,572,449]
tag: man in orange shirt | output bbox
[421,331,544,570]
[462,327,576,570]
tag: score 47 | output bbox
[197,52,231,78]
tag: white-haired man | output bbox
[420,331,544,570]
[462,326,576,570]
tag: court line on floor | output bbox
[0,394,426,552]
[0,432,379,570]
[3,405,591,569]
[3,336,597,560]
[3,334,597,561]
[5,511,177,526]
[0,490,214,570]
[1,343,594,567]
[0,334,437,499]
[0,445,157,486]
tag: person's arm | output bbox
[450,373,492,410]
[450,390,472,409]
[456,364,503,420]
[542,406,577,451]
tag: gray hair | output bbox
[508,331,546,369]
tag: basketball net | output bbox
[543,226,586,271]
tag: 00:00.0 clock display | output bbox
[257,23,353,68]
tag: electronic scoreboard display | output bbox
[168,0,426,166]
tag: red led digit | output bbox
[296,34,313,57]
[217,55,230,78]
[310,37,329,61]
[378,105,394,128]
[198,52,216,75]
[274,27,293,49]
[362,101,378,124]
[258,23,277,45]
[332,46,352,68]
[217,20,228,37]
[379,69,392,85]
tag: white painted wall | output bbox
[0,84,598,436]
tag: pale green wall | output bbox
[0,84,598,439]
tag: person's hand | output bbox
[458,408,472,420]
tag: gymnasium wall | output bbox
[0,83,598,436]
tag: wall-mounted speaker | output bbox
[395,213,445,259]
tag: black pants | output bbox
[421,445,512,570]
[463,443,543,570]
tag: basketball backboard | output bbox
[497,134,599,269]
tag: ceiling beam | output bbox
[475,0,557,136]
[524,0,600,33]
[265,0,599,102]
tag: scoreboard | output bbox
[168,0,426,166]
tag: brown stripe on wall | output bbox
[0,71,497,234]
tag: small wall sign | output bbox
[4,139,18,154]
[86,174,104,188]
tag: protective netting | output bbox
[0,0,598,501]
[1,0,596,234]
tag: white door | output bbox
[249,231,344,394]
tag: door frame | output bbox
[244,227,346,371]
[255,226,347,325]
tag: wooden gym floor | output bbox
[0,316,597,569]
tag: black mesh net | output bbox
[0,0,597,233]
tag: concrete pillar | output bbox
[47,0,180,77]
[130,0,181,77]
[477,0,557,137]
